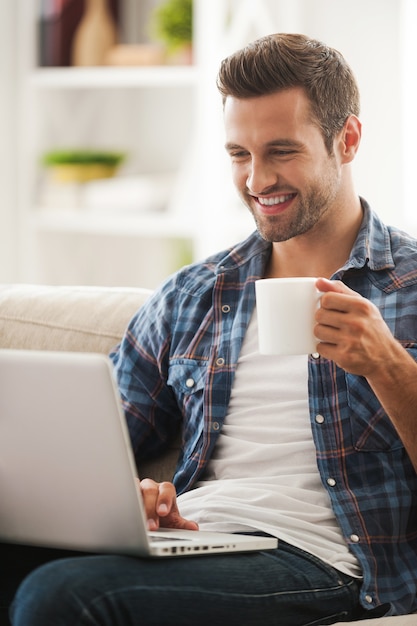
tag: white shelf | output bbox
[31,209,195,238]
[29,66,198,89]
[16,0,234,285]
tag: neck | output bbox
[265,195,363,279]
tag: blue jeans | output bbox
[9,539,365,626]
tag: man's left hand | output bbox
[314,277,396,376]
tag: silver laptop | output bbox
[0,349,277,557]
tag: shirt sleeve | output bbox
[110,279,183,465]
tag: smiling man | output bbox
[8,33,417,626]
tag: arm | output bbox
[111,284,182,463]
[315,277,417,472]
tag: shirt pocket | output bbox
[345,373,404,452]
[167,358,207,410]
[167,358,208,458]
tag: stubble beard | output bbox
[247,168,340,243]
[252,192,329,242]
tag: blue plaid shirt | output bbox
[111,199,417,616]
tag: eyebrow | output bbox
[225,138,304,152]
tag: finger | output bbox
[179,518,199,531]
[140,478,161,530]
[317,280,366,320]
[316,277,356,296]
[154,482,199,531]
[155,481,177,518]
[159,512,200,531]
[315,308,353,336]
[319,297,375,336]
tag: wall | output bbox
[0,2,18,281]
[232,0,403,229]
[401,0,417,231]
[0,1,410,283]
[292,0,403,229]
[192,0,405,261]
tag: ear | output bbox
[338,115,361,163]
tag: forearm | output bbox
[315,279,417,472]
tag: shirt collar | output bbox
[214,230,270,275]
[333,198,395,279]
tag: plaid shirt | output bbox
[111,199,417,615]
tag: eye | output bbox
[228,150,249,161]
[271,149,296,157]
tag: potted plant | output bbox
[41,149,126,183]
[150,0,193,64]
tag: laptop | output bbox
[0,349,277,557]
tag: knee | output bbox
[10,558,90,626]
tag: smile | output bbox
[257,193,295,206]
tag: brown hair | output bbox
[216,33,360,152]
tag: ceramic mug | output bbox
[255,277,321,356]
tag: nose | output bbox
[246,158,277,195]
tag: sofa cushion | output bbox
[0,284,151,354]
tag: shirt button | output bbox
[350,534,360,543]
[327,478,336,487]
[365,595,373,604]
[315,414,325,424]
[185,378,195,388]
[216,357,225,367]
[311,352,320,359]
[212,422,220,431]
[221,304,231,313]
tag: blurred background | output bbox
[0,0,415,289]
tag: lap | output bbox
[6,540,363,626]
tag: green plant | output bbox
[150,0,193,53]
[42,149,125,167]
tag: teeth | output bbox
[258,194,293,206]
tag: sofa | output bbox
[0,283,416,626]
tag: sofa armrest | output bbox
[0,284,152,354]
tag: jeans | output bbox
[8,539,365,626]
[0,543,91,626]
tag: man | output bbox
[8,33,417,625]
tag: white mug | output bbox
[255,277,321,356]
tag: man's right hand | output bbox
[139,478,199,531]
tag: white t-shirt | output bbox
[178,309,362,578]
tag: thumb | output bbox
[316,277,353,295]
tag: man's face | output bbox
[224,87,342,242]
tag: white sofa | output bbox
[0,283,415,626]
